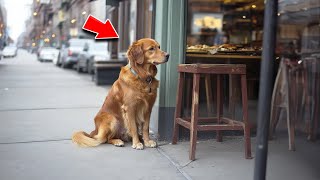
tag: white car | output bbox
[2,46,18,58]
[58,38,94,68]
[77,41,111,74]
[38,47,59,62]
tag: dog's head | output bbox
[127,38,170,66]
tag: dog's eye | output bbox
[149,47,155,51]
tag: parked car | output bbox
[76,41,110,73]
[2,46,18,58]
[38,47,59,62]
[58,38,93,68]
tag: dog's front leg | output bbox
[143,112,157,148]
[126,108,144,150]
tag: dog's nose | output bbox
[165,53,170,60]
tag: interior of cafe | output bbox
[183,0,266,130]
[181,0,319,135]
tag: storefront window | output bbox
[105,0,154,58]
[184,0,319,137]
[185,0,266,119]
[116,0,154,57]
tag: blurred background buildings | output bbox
[0,0,9,49]
[23,0,107,49]
[22,0,154,58]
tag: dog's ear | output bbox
[127,42,144,64]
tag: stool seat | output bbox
[172,63,252,160]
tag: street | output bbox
[0,50,185,180]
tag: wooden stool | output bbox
[172,64,252,160]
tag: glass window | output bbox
[187,0,264,49]
[272,0,320,140]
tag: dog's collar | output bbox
[128,63,153,92]
[128,61,138,76]
[128,61,139,77]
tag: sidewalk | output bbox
[1,50,319,180]
[0,50,185,180]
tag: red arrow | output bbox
[82,15,119,39]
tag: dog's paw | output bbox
[144,140,157,148]
[113,140,125,147]
[132,142,144,150]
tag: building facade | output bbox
[0,0,8,49]
[24,0,106,49]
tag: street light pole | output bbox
[253,0,278,179]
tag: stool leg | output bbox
[216,74,223,142]
[190,73,200,160]
[229,74,236,119]
[205,74,213,116]
[241,74,252,159]
[185,77,192,116]
[172,72,184,144]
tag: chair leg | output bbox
[287,98,295,151]
[269,67,283,140]
[287,70,295,151]
[270,105,282,140]
[309,73,319,141]
[241,74,252,159]
[287,111,296,151]
[190,73,200,161]
[311,95,319,141]
[216,74,223,142]
[303,64,313,137]
[172,73,184,144]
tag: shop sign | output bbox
[58,10,65,22]
[69,28,78,37]
[40,0,50,4]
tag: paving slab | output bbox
[160,135,320,180]
[0,108,98,143]
[0,141,185,180]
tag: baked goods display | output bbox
[187,44,262,55]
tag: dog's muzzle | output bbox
[165,53,170,62]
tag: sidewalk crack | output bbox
[157,146,193,180]
[0,138,71,145]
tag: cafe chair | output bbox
[269,57,319,151]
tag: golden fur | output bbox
[72,38,169,149]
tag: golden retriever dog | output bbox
[72,38,169,149]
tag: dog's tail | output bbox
[72,131,105,147]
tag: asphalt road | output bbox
[0,49,185,180]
